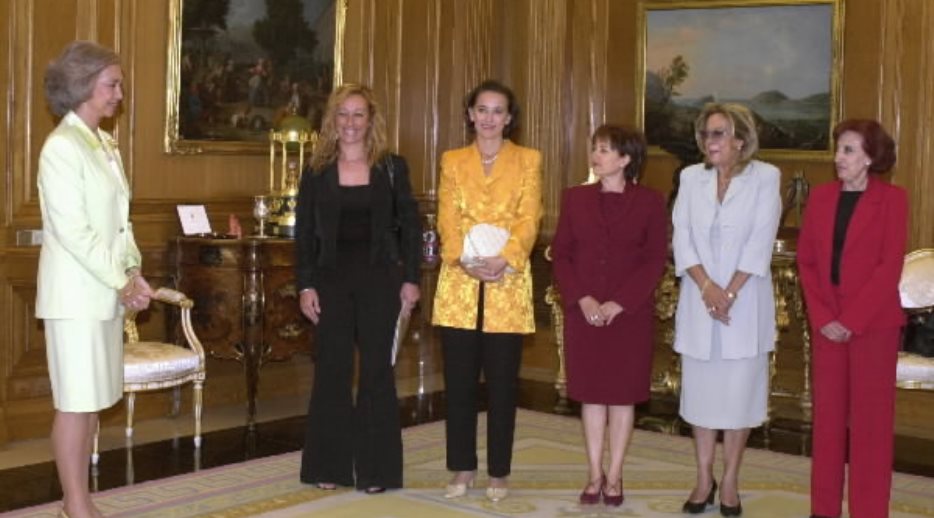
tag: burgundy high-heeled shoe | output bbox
[578,474,604,505]
[602,478,624,507]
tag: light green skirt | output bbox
[45,318,123,412]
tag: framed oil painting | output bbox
[636,0,843,160]
[164,0,346,154]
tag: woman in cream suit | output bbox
[672,103,781,516]
[36,41,152,518]
[433,80,542,502]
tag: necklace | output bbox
[480,152,499,166]
[477,141,501,166]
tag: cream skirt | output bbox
[45,318,123,412]
[679,324,769,430]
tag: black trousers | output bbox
[300,262,403,489]
[441,284,523,478]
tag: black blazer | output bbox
[294,153,421,291]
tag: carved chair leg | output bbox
[171,386,182,417]
[193,380,204,448]
[91,419,101,465]
[125,392,136,438]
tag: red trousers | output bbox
[810,327,900,518]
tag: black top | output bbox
[831,191,863,285]
[337,185,372,266]
[294,154,422,290]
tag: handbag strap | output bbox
[384,154,396,189]
[383,155,400,229]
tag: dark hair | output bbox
[463,80,520,138]
[592,124,647,182]
[832,119,896,174]
[44,41,120,117]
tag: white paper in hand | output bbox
[391,308,410,366]
[460,223,512,271]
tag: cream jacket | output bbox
[672,160,781,360]
[36,112,141,320]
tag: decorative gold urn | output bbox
[267,114,317,238]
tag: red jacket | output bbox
[797,177,908,335]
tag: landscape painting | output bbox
[639,1,840,157]
[165,0,343,154]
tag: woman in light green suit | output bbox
[36,41,153,518]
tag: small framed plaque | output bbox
[177,205,212,235]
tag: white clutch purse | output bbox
[460,223,514,272]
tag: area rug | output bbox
[4,409,933,517]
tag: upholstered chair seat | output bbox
[124,342,201,383]
[896,351,934,390]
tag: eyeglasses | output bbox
[699,129,732,142]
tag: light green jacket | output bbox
[35,111,141,320]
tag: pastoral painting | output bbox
[165,0,341,153]
[640,1,840,156]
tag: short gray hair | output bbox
[44,41,120,117]
[694,102,759,168]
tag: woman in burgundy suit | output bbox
[797,119,908,518]
[552,124,667,506]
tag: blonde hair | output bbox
[694,102,759,171]
[44,40,120,117]
[309,84,388,172]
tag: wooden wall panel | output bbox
[397,0,441,194]
[515,0,569,236]
[880,0,934,248]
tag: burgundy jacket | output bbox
[551,182,668,315]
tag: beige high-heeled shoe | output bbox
[486,477,509,502]
[444,471,476,498]
[59,509,70,518]
[486,485,509,502]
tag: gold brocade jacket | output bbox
[431,141,543,333]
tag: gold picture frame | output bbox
[635,0,844,161]
[164,0,346,155]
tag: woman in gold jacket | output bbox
[433,80,542,502]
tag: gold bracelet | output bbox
[700,278,710,294]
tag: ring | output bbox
[589,315,598,321]
[707,306,715,313]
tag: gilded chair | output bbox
[897,249,934,390]
[92,288,206,465]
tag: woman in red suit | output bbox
[797,119,908,518]
[552,124,667,506]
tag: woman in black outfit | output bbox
[295,83,421,493]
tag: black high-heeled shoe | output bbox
[720,498,742,516]
[682,480,716,514]
[719,483,742,516]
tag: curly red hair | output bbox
[833,119,896,174]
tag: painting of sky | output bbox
[646,4,831,102]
